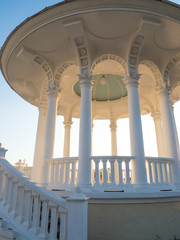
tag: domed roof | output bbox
[1,0,180,119]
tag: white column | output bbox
[158,88,180,185]
[152,112,164,157]
[171,105,180,159]
[78,74,92,189]
[63,117,72,157]
[32,105,47,183]
[110,119,117,156]
[126,73,147,187]
[40,87,60,185]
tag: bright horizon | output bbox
[0,0,180,166]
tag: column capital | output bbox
[47,78,61,96]
[63,120,73,128]
[78,73,93,87]
[124,72,141,87]
[156,84,171,97]
[151,111,161,121]
[110,120,117,131]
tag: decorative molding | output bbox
[64,21,90,74]
[140,60,163,89]
[164,54,180,87]
[128,18,160,76]
[128,34,145,74]
[54,61,77,83]
[17,47,53,82]
[91,54,128,76]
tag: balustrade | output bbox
[0,157,67,240]
[145,157,174,186]
[48,157,78,189]
[91,156,134,190]
[48,156,175,192]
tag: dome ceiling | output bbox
[1,0,180,119]
[74,74,127,101]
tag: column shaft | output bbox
[158,90,180,184]
[127,75,147,186]
[171,106,180,159]
[41,89,59,184]
[110,120,117,156]
[63,120,72,157]
[78,75,92,188]
[153,114,164,157]
[32,106,47,182]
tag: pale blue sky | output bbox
[0,0,180,166]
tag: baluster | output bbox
[50,162,54,185]
[16,183,25,223]
[65,160,70,185]
[55,162,60,185]
[70,160,76,186]
[166,162,170,183]
[169,162,174,183]
[94,159,100,186]
[152,162,158,184]
[102,159,108,186]
[117,159,123,185]
[49,203,57,239]
[91,159,94,185]
[125,160,130,184]
[75,160,78,185]
[2,173,9,205]
[31,193,40,236]
[22,187,32,229]
[162,162,168,183]
[157,162,163,184]
[114,159,119,184]
[10,178,18,218]
[6,176,13,212]
[60,161,65,185]
[38,198,48,239]
[109,159,115,186]
[146,160,153,184]
[0,169,4,200]
[59,211,66,240]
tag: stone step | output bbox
[0,217,18,240]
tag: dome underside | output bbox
[74,74,127,101]
[1,0,180,120]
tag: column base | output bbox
[75,184,92,193]
[133,183,150,193]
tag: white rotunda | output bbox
[1,0,180,239]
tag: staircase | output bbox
[0,145,88,240]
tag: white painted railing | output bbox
[145,157,174,185]
[91,156,134,190]
[48,157,78,190]
[0,157,67,240]
[48,156,175,191]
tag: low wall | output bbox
[88,195,180,240]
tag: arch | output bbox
[54,61,78,84]
[17,47,54,107]
[140,60,163,88]
[91,54,128,76]
[164,54,180,86]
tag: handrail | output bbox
[91,156,135,160]
[0,157,67,240]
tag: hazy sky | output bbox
[0,0,180,166]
